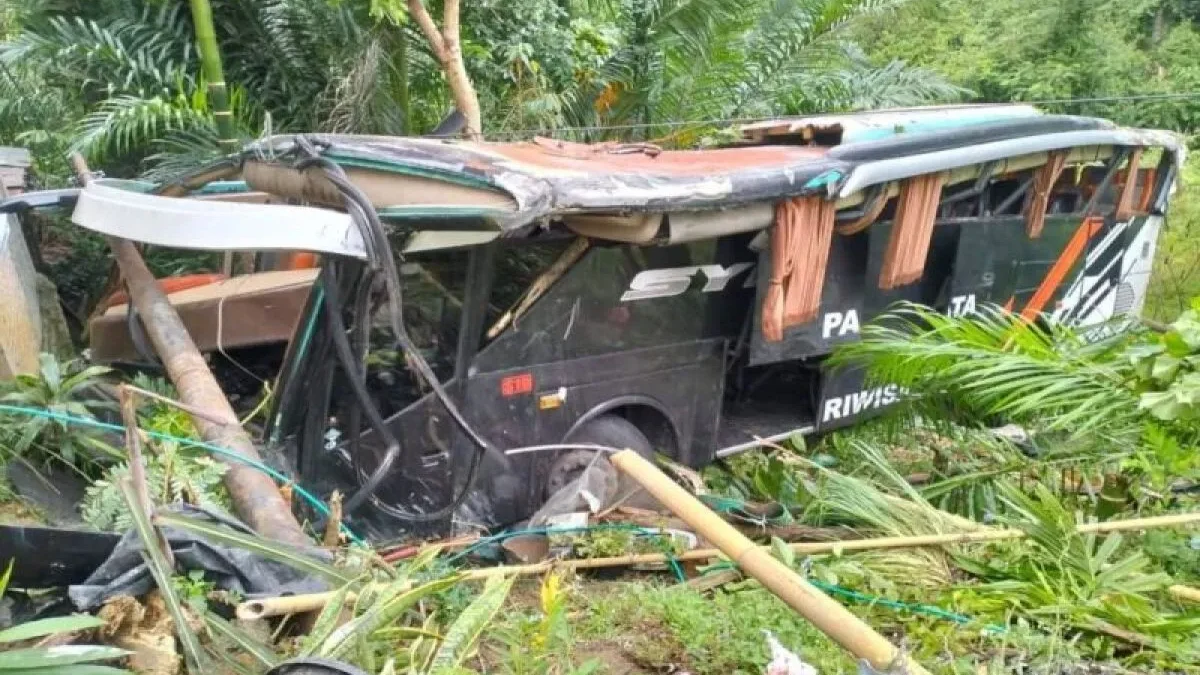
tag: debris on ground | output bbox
[69,504,328,612]
[764,630,818,675]
[98,593,181,675]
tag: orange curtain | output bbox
[1024,151,1068,239]
[762,196,837,342]
[1115,148,1143,221]
[1136,168,1158,213]
[879,173,945,290]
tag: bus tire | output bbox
[545,415,655,508]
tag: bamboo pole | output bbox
[1169,585,1200,604]
[71,155,310,547]
[608,450,930,675]
[188,0,239,153]
[236,509,1200,620]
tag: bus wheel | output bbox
[545,415,653,507]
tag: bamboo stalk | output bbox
[236,510,1200,620]
[188,0,239,153]
[608,450,930,675]
[239,590,358,621]
[1169,585,1200,604]
[72,155,310,547]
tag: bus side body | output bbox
[270,157,1175,537]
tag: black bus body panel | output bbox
[272,209,1163,537]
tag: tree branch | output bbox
[443,0,460,43]
[407,0,447,61]
[405,0,482,138]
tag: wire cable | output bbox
[482,92,1200,139]
[702,560,1006,634]
[0,402,364,544]
[289,139,493,522]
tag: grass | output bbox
[576,581,850,674]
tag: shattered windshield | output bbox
[363,249,469,417]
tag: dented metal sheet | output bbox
[740,104,1045,145]
[233,109,1186,238]
[245,134,841,229]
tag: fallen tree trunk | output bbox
[71,155,310,547]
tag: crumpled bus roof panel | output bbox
[243,106,1182,233]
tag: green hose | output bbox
[701,561,1007,634]
[0,403,364,544]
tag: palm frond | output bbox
[119,480,208,671]
[3,10,192,96]
[140,127,224,182]
[831,301,1142,435]
[71,94,212,163]
[318,575,464,659]
[319,35,409,135]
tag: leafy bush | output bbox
[0,353,119,475]
[1128,298,1200,426]
[81,439,229,531]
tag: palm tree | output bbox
[2,0,960,175]
[485,0,964,140]
[0,0,427,175]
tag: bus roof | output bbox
[242,107,1181,231]
[67,105,1184,255]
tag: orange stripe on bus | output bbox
[1020,216,1104,321]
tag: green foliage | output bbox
[0,614,105,644]
[856,0,1200,131]
[477,0,961,138]
[1140,528,1200,579]
[580,580,852,674]
[81,385,227,531]
[82,440,229,531]
[1129,297,1200,425]
[1146,154,1200,321]
[0,353,119,475]
[0,646,131,672]
[702,444,811,508]
[156,511,353,586]
[173,569,217,614]
[428,575,516,672]
[0,575,129,675]
[118,478,209,671]
[832,302,1144,436]
[570,528,688,559]
[486,573,601,675]
[2,0,959,181]
[953,483,1198,663]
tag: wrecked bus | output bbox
[62,105,1182,539]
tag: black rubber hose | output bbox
[321,260,484,522]
[319,262,402,518]
[290,138,492,522]
[295,150,496,457]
